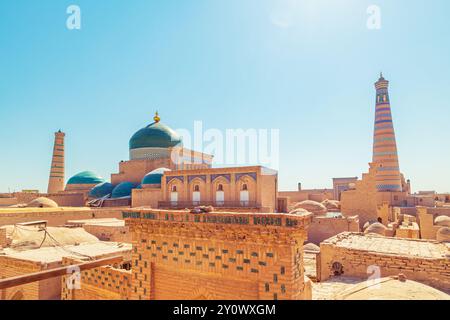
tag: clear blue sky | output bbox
[1,0,449,193]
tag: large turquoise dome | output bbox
[142,168,171,185]
[67,171,105,185]
[129,114,182,150]
[111,182,136,198]
[89,182,114,198]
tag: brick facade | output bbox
[124,209,312,300]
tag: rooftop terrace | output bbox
[323,232,449,259]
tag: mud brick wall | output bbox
[319,235,450,291]
[125,209,312,300]
[61,257,132,300]
[0,257,42,300]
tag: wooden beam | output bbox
[0,255,123,290]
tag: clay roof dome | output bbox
[303,243,320,252]
[89,182,114,199]
[321,199,340,210]
[292,200,327,215]
[337,277,449,300]
[288,208,310,216]
[434,215,450,227]
[142,168,171,185]
[129,113,182,150]
[364,222,387,236]
[27,197,58,208]
[67,171,105,185]
[436,227,450,243]
[111,182,136,199]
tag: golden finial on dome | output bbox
[153,111,160,123]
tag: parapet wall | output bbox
[83,224,131,243]
[12,192,85,207]
[307,216,360,245]
[124,209,313,300]
[0,208,123,227]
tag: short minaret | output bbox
[47,130,66,194]
[372,74,402,192]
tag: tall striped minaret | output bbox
[47,130,66,193]
[372,74,402,192]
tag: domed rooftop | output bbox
[27,197,58,208]
[291,200,327,216]
[435,215,450,227]
[89,182,114,199]
[364,222,388,236]
[336,277,450,300]
[67,171,105,185]
[129,113,182,150]
[142,168,171,185]
[111,182,136,199]
[288,208,310,216]
[303,243,320,252]
[436,227,450,242]
[322,199,341,211]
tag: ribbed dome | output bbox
[67,171,105,185]
[89,182,114,199]
[142,168,171,185]
[111,182,136,198]
[129,121,182,150]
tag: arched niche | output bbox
[235,175,257,205]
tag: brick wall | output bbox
[0,228,6,248]
[61,257,132,300]
[319,233,450,291]
[125,209,312,300]
[307,216,360,245]
[83,224,131,243]
[0,208,123,227]
[0,257,42,300]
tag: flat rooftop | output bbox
[0,207,92,214]
[0,242,131,264]
[323,232,449,259]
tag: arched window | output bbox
[216,184,224,206]
[192,185,201,204]
[170,185,178,205]
[240,183,249,206]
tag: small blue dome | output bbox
[111,182,136,198]
[142,168,171,185]
[67,171,105,185]
[89,182,114,198]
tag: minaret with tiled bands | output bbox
[47,130,66,193]
[372,74,402,192]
